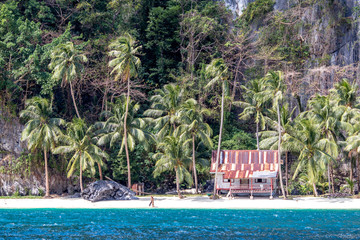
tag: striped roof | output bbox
[210,150,279,179]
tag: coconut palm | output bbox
[108,33,141,188]
[262,70,287,199]
[49,41,88,119]
[53,118,108,192]
[20,96,65,197]
[144,83,184,139]
[283,119,335,196]
[97,96,153,188]
[153,131,193,198]
[205,58,230,199]
[305,94,350,193]
[259,104,296,195]
[235,78,267,150]
[178,98,213,193]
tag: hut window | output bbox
[223,179,234,183]
[255,179,267,183]
[240,179,249,184]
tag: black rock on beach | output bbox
[81,180,138,202]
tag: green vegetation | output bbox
[1,0,360,198]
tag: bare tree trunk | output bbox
[124,78,131,189]
[192,134,198,193]
[44,148,50,197]
[313,182,318,197]
[285,151,289,196]
[277,104,286,199]
[328,163,332,194]
[69,80,81,119]
[213,81,225,199]
[80,154,83,192]
[357,155,360,193]
[175,166,182,199]
[256,121,259,150]
[98,162,103,180]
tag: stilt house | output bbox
[210,150,278,198]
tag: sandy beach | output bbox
[0,196,359,209]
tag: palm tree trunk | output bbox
[285,151,289,196]
[350,159,353,192]
[313,182,318,197]
[256,121,259,150]
[69,80,81,119]
[44,148,50,197]
[357,155,360,193]
[328,163,332,194]
[97,162,103,180]
[192,134,198,193]
[124,77,131,189]
[175,167,182,199]
[80,155,83,192]
[213,81,225,199]
[277,104,286,199]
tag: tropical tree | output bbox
[283,119,335,196]
[144,83,184,139]
[262,70,287,199]
[153,131,193,198]
[97,96,153,188]
[205,58,230,199]
[178,98,213,193]
[20,96,65,197]
[108,33,141,189]
[236,78,267,150]
[49,41,88,119]
[53,118,108,192]
[259,104,296,195]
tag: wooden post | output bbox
[250,178,253,200]
[270,178,273,200]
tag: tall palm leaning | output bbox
[49,41,88,119]
[178,98,213,193]
[259,104,296,195]
[153,131,193,199]
[205,58,230,199]
[97,96,153,188]
[262,70,287,199]
[20,97,65,197]
[108,33,141,188]
[235,78,267,150]
[53,118,108,192]
[144,83,184,139]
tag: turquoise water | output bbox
[1,209,359,239]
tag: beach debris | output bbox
[81,180,138,202]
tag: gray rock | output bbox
[81,180,138,202]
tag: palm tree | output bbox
[20,96,65,197]
[259,104,296,195]
[144,83,184,139]
[108,33,141,188]
[153,131,193,198]
[53,118,108,192]
[178,98,213,193]
[49,41,88,119]
[262,70,287,199]
[283,119,335,196]
[306,94,349,193]
[97,96,153,188]
[205,58,230,199]
[235,78,267,150]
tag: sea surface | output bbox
[0,209,359,239]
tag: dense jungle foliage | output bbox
[1,0,360,197]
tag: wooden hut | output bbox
[210,150,279,199]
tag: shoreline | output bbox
[0,196,360,210]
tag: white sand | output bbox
[0,196,359,209]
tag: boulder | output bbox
[81,180,138,202]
